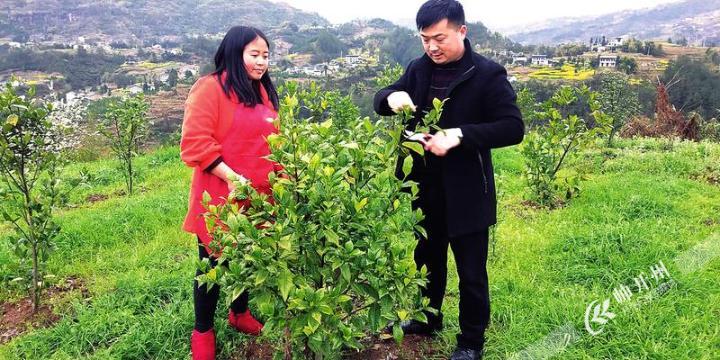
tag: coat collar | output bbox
[412,38,477,114]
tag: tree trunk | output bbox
[127,152,133,195]
[607,129,617,147]
[31,241,39,312]
[284,326,292,360]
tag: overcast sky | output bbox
[269,0,682,31]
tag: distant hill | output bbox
[508,0,720,45]
[0,0,330,43]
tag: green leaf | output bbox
[402,141,424,156]
[363,118,374,132]
[324,229,340,246]
[278,235,292,251]
[311,311,322,324]
[309,153,321,169]
[340,263,351,283]
[202,191,212,207]
[6,114,19,127]
[432,97,443,112]
[354,198,368,212]
[392,323,404,344]
[402,155,413,178]
[206,268,217,281]
[278,269,294,301]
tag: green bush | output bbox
[0,83,80,311]
[99,94,150,195]
[198,82,443,359]
[520,85,611,207]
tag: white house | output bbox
[128,85,143,94]
[512,56,528,65]
[608,36,627,48]
[599,55,618,68]
[343,55,362,66]
[531,55,550,66]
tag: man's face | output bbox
[420,19,467,65]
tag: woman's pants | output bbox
[193,237,249,332]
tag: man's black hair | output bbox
[416,0,465,30]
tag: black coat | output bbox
[374,39,524,237]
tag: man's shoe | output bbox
[190,329,216,360]
[228,309,263,336]
[449,346,483,360]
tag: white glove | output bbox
[387,91,417,113]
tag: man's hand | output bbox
[424,129,462,157]
[387,91,417,113]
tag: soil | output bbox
[0,276,87,344]
[86,193,109,203]
[346,335,438,360]
[232,334,438,360]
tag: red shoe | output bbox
[191,329,216,360]
[228,309,263,335]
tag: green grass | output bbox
[1,138,719,359]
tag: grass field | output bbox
[1,137,719,359]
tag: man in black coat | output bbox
[374,1,524,359]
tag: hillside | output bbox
[509,0,720,45]
[0,0,329,44]
[1,137,719,359]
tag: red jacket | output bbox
[180,74,278,249]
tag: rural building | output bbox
[599,55,618,68]
[531,55,550,66]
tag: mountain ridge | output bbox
[509,0,720,45]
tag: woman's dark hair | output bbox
[416,0,465,30]
[213,26,279,110]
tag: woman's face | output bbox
[243,36,270,81]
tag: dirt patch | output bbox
[0,277,86,344]
[86,193,109,203]
[690,166,720,186]
[235,339,275,360]
[231,334,438,360]
[346,335,438,360]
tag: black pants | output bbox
[193,238,249,332]
[414,177,490,351]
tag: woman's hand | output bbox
[226,173,250,193]
[210,162,248,192]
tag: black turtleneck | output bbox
[426,55,463,108]
[420,54,464,178]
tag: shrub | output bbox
[0,83,81,311]
[198,81,446,359]
[99,94,150,195]
[520,85,611,207]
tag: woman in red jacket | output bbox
[180,26,280,360]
